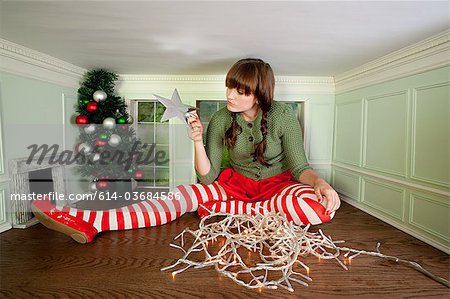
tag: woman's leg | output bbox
[32,181,227,243]
[198,183,334,225]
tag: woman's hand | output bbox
[187,111,212,177]
[298,169,341,215]
[313,178,341,215]
[186,112,204,143]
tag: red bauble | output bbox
[95,139,108,147]
[97,180,108,189]
[133,169,145,180]
[86,102,98,112]
[76,115,89,125]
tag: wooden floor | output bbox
[1,202,448,298]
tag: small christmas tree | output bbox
[75,69,144,194]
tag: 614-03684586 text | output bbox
[94,191,182,201]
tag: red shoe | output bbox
[31,198,98,244]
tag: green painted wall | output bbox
[0,72,77,175]
[0,71,81,196]
[332,65,450,252]
[296,93,335,182]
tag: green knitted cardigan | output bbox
[196,101,311,185]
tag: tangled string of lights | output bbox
[161,209,449,291]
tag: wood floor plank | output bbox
[1,202,449,298]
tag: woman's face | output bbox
[226,87,258,113]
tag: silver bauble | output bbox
[78,143,92,155]
[93,90,107,102]
[89,182,98,192]
[90,153,101,162]
[108,134,122,147]
[103,117,116,130]
[84,124,96,134]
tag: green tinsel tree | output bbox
[75,69,144,193]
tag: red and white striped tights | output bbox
[52,181,333,233]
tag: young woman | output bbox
[32,58,340,243]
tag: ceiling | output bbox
[1,1,449,76]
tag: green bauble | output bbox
[99,133,109,140]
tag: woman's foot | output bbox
[31,199,98,244]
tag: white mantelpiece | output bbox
[9,156,66,228]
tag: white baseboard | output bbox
[0,222,12,233]
[12,217,39,229]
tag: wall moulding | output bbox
[409,192,450,243]
[331,167,361,200]
[333,162,450,198]
[340,194,449,254]
[118,74,334,85]
[0,38,85,88]
[361,177,406,221]
[411,82,450,189]
[117,74,336,96]
[333,99,364,167]
[362,90,410,178]
[335,30,450,94]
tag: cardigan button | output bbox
[247,123,253,128]
[248,136,254,142]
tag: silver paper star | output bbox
[153,89,197,128]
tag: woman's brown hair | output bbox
[224,58,275,167]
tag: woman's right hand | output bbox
[188,111,212,177]
[187,112,204,143]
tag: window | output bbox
[131,100,169,191]
[196,100,305,169]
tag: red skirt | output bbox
[216,168,298,202]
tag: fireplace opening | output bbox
[10,156,66,227]
[29,168,54,195]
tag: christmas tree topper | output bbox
[153,89,197,127]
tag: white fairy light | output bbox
[161,208,450,291]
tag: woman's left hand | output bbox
[313,178,341,215]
